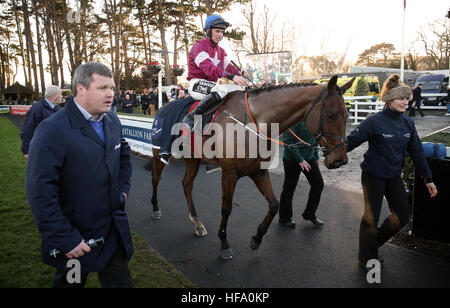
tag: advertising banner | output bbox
[10,105,32,115]
[118,116,154,156]
[0,105,11,114]
[244,51,293,85]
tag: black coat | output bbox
[140,94,150,110]
[121,99,134,113]
[347,107,432,182]
[20,98,59,155]
[413,86,422,105]
[26,98,133,271]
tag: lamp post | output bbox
[151,49,173,109]
[446,9,450,115]
[400,0,406,82]
[447,8,449,72]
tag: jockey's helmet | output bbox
[204,15,230,32]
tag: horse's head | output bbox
[305,75,355,169]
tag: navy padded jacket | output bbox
[347,107,432,182]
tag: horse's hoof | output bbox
[220,248,233,260]
[194,225,208,237]
[250,236,261,250]
[152,210,162,220]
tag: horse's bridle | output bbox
[303,86,348,157]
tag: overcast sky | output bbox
[11,0,450,88]
[221,0,449,62]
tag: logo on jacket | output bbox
[115,144,121,150]
[382,133,394,138]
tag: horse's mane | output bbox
[247,82,319,96]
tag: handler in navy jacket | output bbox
[26,62,133,288]
[346,74,437,270]
[20,85,62,159]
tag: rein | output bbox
[242,92,311,147]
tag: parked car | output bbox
[414,74,448,106]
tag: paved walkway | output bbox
[127,156,450,288]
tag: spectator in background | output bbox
[121,94,134,113]
[20,85,62,160]
[170,87,178,101]
[152,88,159,112]
[119,90,125,101]
[411,83,424,117]
[162,88,169,106]
[178,89,187,99]
[153,88,168,110]
[112,93,119,113]
[141,89,150,115]
[407,86,415,115]
[147,88,156,115]
[447,82,450,114]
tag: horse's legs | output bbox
[182,159,206,237]
[249,170,279,250]
[151,150,166,220]
[218,169,238,260]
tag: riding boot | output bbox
[183,92,222,131]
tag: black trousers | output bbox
[409,99,425,117]
[279,159,324,222]
[359,172,410,263]
[415,102,425,117]
[52,246,133,288]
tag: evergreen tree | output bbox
[355,74,370,97]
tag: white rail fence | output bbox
[346,93,448,125]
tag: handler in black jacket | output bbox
[411,83,424,117]
[346,74,437,270]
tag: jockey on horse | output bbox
[182,14,251,131]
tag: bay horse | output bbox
[150,75,355,259]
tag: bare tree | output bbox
[416,17,449,70]
[0,1,19,89]
[11,0,28,87]
[238,1,278,54]
[21,0,39,97]
[32,0,45,94]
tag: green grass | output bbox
[0,117,195,288]
[116,106,155,118]
[422,131,450,146]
